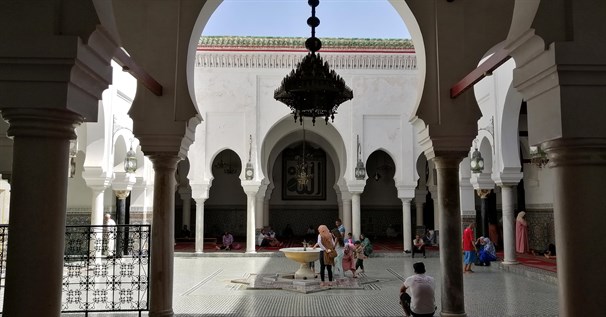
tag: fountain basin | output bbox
[280,247,320,279]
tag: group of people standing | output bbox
[312,219,372,287]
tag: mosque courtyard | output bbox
[68,252,558,317]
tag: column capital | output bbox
[494,182,518,188]
[178,187,192,199]
[114,190,131,200]
[82,167,113,190]
[347,180,365,194]
[148,153,181,172]
[190,182,210,200]
[242,180,261,195]
[112,171,136,191]
[433,154,466,169]
[1,108,82,140]
[414,189,427,202]
[543,138,606,168]
[340,191,352,201]
[475,188,491,198]
[470,172,494,190]
[493,168,523,187]
[400,198,412,204]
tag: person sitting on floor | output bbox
[531,243,557,259]
[423,230,434,246]
[477,237,497,266]
[412,234,426,258]
[400,262,436,317]
[216,231,234,251]
[257,228,282,247]
[359,233,373,257]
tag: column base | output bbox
[246,250,257,254]
[149,309,174,317]
[440,312,467,317]
[502,261,519,265]
[195,251,204,254]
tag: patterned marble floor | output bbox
[70,252,559,317]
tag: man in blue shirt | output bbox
[336,218,346,243]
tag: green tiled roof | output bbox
[198,36,414,50]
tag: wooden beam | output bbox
[450,48,510,98]
[113,48,163,96]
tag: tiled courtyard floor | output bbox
[71,251,559,317]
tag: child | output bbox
[342,242,357,278]
[346,232,354,245]
[354,240,367,274]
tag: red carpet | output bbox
[497,252,557,273]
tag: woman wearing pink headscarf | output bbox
[516,211,529,253]
[313,224,336,286]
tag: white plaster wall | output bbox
[66,61,152,221]
[473,54,553,211]
[190,54,420,197]
[522,165,554,210]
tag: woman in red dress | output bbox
[516,211,529,253]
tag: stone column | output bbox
[148,154,180,317]
[262,198,270,227]
[194,198,206,253]
[255,195,264,231]
[427,162,440,231]
[545,139,606,316]
[351,193,361,240]
[401,198,412,253]
[476,189,491,238]
[245,191,257,253]
[500,185,518,264]
[262,183,273,227]
[433,198,440,231]
[342,197,352,238]
[434,155,466,317]
[242,183,260,253]
[180,190,192,230]
[90,185,108,260]
[1,108,82,316]
[115,190,131,256]
[90,187,107,228]
[415,199,425,226]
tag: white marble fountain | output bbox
[279,247,320,280]
[230,244,369,293]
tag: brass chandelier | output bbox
[274,0,353,125]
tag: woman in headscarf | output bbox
[313,225,336,286]
[478,237,497,266]
[516,211,529,253]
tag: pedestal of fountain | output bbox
[279,247,320,280]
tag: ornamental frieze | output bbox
[195,52,417,70]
